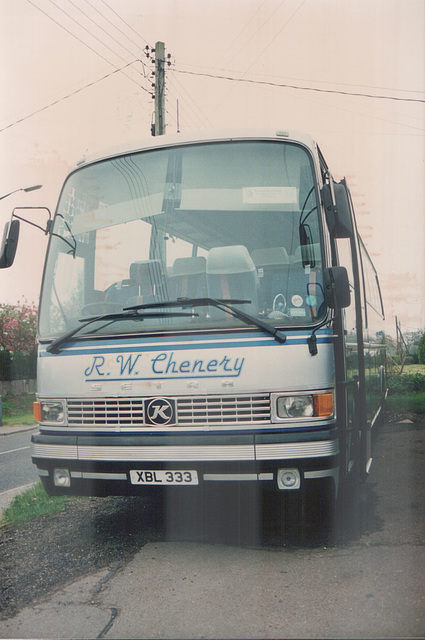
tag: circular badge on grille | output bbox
[145,397,175,426]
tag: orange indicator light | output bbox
[33,401,42,422]
[314,393,334,417]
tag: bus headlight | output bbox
[34,401,64,423]
[275,392,333,419]
[277,395,314,418]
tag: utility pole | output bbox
[154,41,165,136]
[395,315,407,373]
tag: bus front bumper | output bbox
[31,428,339,496]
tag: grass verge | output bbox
[386,371,425,417]
[1,482,69,529]
[1,393,36,426]
[385,393,425,415]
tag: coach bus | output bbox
[0,129,386,531]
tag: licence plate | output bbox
[130,470,199,485]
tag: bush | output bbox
[11,350,37,379]
[1,393,35,419]
[388,373,425,395]
[405,354,419,365]
[418,333,425,365]
[0,350,12,381]
[0,349,36,381]
[0,301,37,354]
[0,301,37,382]
[386,393,425,415]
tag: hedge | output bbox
[0,349,37,381]
[387,373,425,395]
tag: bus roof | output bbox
[74,128,318,169]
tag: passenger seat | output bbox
[207,245,258,314]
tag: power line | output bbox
[207,0,305,118]
[0,61,146,134]
[252,0,307,65]
[83,0,151,77]
[85,0,151,51]
[174,0,273,131]
[98,0,150,47]
[290,87,425,134]
[167,73,213,130]
[25,0,115,69]
[25,0,148,91]
[207,0,274,77]
[179,61,425,96]
[46,0,144,83]
[64,0,149,77]
[172,68,425,104]
[237,63,425,133]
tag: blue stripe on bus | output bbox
[39,329,334,357]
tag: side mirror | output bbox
[321,178,354,238]
[0,219,20,268]
[324,266,351,309]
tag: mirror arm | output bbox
[12,207,52,234]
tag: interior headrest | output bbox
[173,256,206,277]
[251,247,290,266]
[130,260,163,284]
[207,245,256,275]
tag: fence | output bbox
[0,349,36,398]
[0,379,36,395]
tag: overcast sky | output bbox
[0,0,424,335]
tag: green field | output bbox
[402,364,425,375]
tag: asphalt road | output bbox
[0,419,424,639]
[0,428,39,494]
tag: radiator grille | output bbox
[66,394,270,428]
[67,399,144,426]
[177,395,270,424]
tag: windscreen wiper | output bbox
[124,297,287,344]
[46,308,199,354]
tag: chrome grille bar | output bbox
[67,399,144,426]
[66,394,270,428]
[177,395,270,424]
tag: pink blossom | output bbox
[0,300,38,354]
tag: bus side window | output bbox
[359,237,384,321]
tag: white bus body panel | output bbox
[37,332,335,398]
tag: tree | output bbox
[418,333,425,365]
[0,301,38,355]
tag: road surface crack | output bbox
[97,607,119,638]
